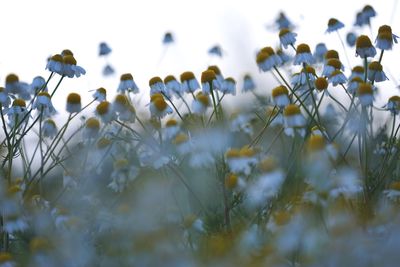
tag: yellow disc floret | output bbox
[67,93,81,104]
[96,101,110,115]
[283,104,301,116]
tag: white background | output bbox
[0,0,399,112]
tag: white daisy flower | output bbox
[180,71,200,93]
[294,43,314,65]
[283,104,306,137]
[356,35,377,58]
[33,92,57,117]
[118,73,139,94]
[242,74,256,92]
[326,18,345,33]
[92,87,107,102]
[66,93,81,113]
[149,93,173,118]
[42,119,57,139]
[279,28,297,48]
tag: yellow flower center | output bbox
[378,25,392,34]
[327,18,339,27]
[325,50,339,60]
[180,71,195,82]
[61,49,74,56]
[225,148,240,158]
[115,94,129,106]
[357,83,373,95]
[378,31,393,42]
[225,77,236,84]
[306,135,326,152]
[50,54,63,63]
[196,92,210,106]
[38,92,51,98]
[258,157,277,172]
[389,181,400,191]
[63,55,77,65]
[173,133,189,144]
[352,66,365,73]
[389,95,400,103]
[283,104,301,116]
[279,28,291,37]
[6,73,19,84]
[201,70,216,83]
[315,77,328,91]
[296,43,311,54]
[225,173,238,189]
[327,58,342,69]
[166,119,178,127]
[96,87,107,95]
[164,75,176,83]
[368,61,383,71]
[208,65,222,75]
[45,119,56,128]
[149,76,163,86]
[272,85,289,97]
[260,46,275,55]
[85,117,100,129]
[114,159,129,169]
[0,252,12,263]
[256,52,270,64]
[239,146,257,157]
[356,35,373,49]
[67,93,81,104]
[351,77,364,83]
[120,73,133,81]
[97,137,111,148]
[153,98,167,111]
[12,99,26,107]
[273,210,291,226]
[96,101,110,115]
[30,237,51,252]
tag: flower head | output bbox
[387,95,400,115]
[93,87,107,102]
[294,43,314,65]
[314,43,328,62]
[208,45,223,57]
[242,74,256,92]
[368,61,388,82]
[96,101,115,123]
[322,58,344,77]
[113,94,136,122]
[30,76,48,94]
[275,12,293,30]
[356,35,376,58]
[201,70,221,94]
[62,55,86,78]
[164,75,182,96]
[192,92,210,114]
[149,76,166,96]
[99,42,112,56]
[84,117,101,139]
[180,71,200,93]
[118,73,139,94]
[346,32,357,47]
[221,77,236,95]
[357,82,374,106]
[328,70,347,86]
[326,18,345,33]
[162,32,174,45]
[272,85,290,108]
[315,77,328,91]
[66,93,81,113]
[376,25,398,50]
[279,28,297,49]
[149,93,173,118]
[283,104,306,137]
[42,119,57,139]
[33,92,57,117]
[256,47,282,71]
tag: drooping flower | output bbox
[149,76,167,96]
[356,35,376,58]
[201,70,220,94]
[33,92,57,117]
[294,43,314,65]
[92,87,107,102]
[180,71,200,93]
[66,93,81,113]
[117,73,139,94]
[113,94,136,122]
[164,75,182,96]
[314,77,328,92]
[357,82,374,106]
[387,95,400,115]
[30,76,48,94]
[279,28,297,49]
[256,47,283,71]
[7,99,28,127]
[192,92,210,114]
[283,104,306,137]
[95,101,115,123]
[313,43,328,62]
[375,25,398,50]
[99,42,112,56]
[368,61,388,82]
[346,32,357,47]
[61,55,86,78]
[326,18,345,33]
[42,119,57,139]
[149,93,173,118]
[108,158,139,192]
[220,77,236,95]
[272,85,290,108]
[84,117,101,139]
[328,70,347,86]
[162,32,174,45]
[242,74,256,92]
[274,12,293,30]
[208,44,223,57]
[322,58,344,77]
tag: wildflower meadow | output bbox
[1,3,400,266]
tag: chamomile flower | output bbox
[95,101,115,123]
[347,77,364,94]
[149,93,173,118]
[225,146,259,175]
[230,112,255,136]
[313,43,328,62]
[328,70,347,86]
[108,158,139,192]
[256,47,283,71]
[242,74,256,92]
[62,55,86,78]
[149,76,166,96]
[180,71,200,93]
[5,74,29,99]
[113,94,136,122]
[208,45,223,57]
[279,28,297,49]
[357,82,374,106]
[83,117,101,139]
[275,12,293,30]
[387,95,400,115]
[384,181,400,200]
[172,132,191,155]
[272,85,290,108]
[99,42,112,56]
[283,104,306,137]
[294,43,314,65]
[102,64,115,76]
[7,99,27,127]
[201,70,221,94]
[0,252,16,267]
[118,73,139,94]
[356,35,376,58]
[324,49,340,61]
[326,18,345,33]
[368,61,388,82]
[314,77,328,92]
[207,65,224,84]
[276,48,291,64]
[375,25,398,50]
[192,92,210,114]
[362,4,377,22]
[66,93,81,113]
[266,106,284,127]
[291,66,316,86]
[89,88,105,103]
[163,119,180,140]
[33,92,57,117]
[245,156,285,208]
[30,76,48,94]
[224,173,246,191]
[346,32,357,47]
[322,58,344,77]
[162,32,174,44]
[220,77,236,95]
[164,75,181,96]
[46,54,64,74]
[349,66,365,80]
[0,87,11,108]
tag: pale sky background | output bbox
[0,0,399,114]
